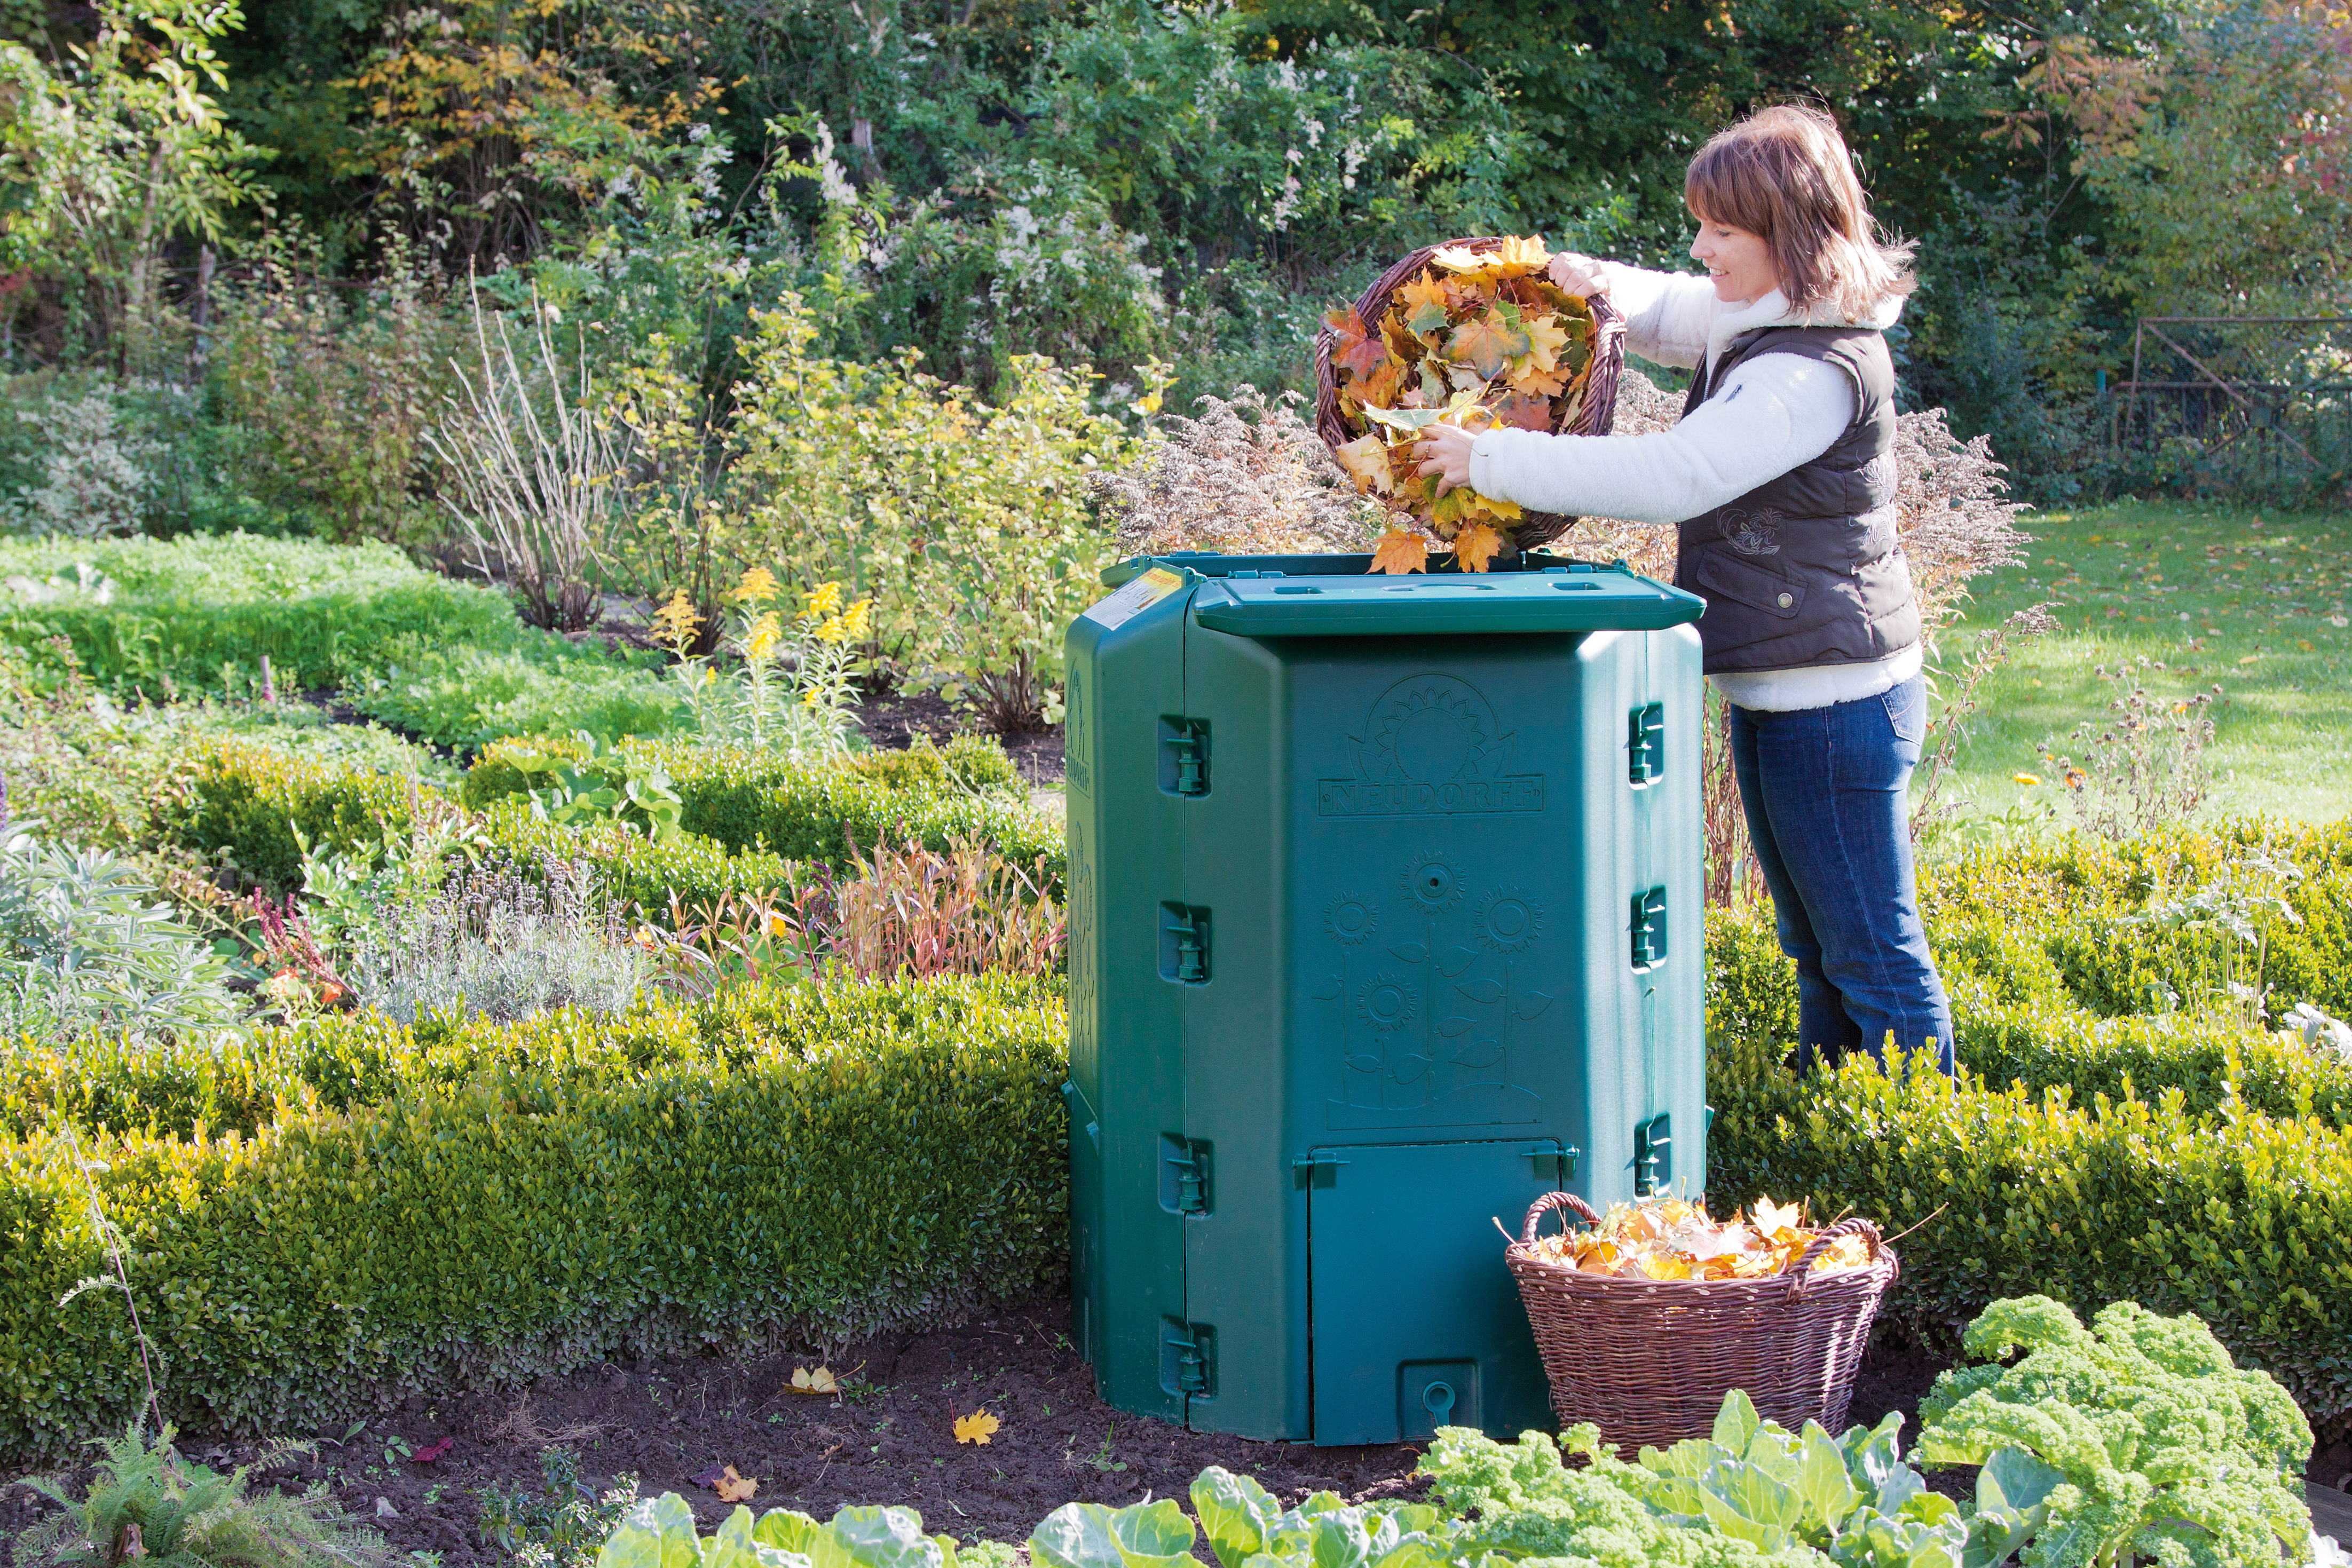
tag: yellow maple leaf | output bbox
[1397,271,1452,337]
[1426,242,1494,275]
[715,1466,757,1503]
[790,1365,839,1395]
[1512,363,1572,399]
[1489,234,1551,276]
[954,1409,1000,1445]
[1517,313,1571,374]
[1638,1253,1696,1281]
[1369,529,1429,575]
[1454,522,1505,573]
[1750,1195,1806,1236]
[1332,434,1396,496]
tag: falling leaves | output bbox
[1323,234,1605,572]
[953,1409,1000,1445]
[1522,1194,1881,1281]
[1370,529,1430,576]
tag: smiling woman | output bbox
[1414,104,1952,1075]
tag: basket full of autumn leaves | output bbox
[1315,234,1627,574]
[1503,1191,1900,1452]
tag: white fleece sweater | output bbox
[1467,263,1920,712]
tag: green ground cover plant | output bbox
[1,972,1066,1460]
[1929,502,2352,837]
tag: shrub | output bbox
[344,638,678,753]
[4,972,1068,1460]
[0,535,516,695]
[145,736,427,890]
[343,861,650,1025]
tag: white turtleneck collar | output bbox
[1705,287,1908,373]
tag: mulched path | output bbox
[0,1301,1985,1565]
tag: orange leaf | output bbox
[715,1466,757,1502]
[1370,530,1429,575]
[1454,522,1505,573]
[1398,271,1451,337]
[1348,359,1402,413]
[953,1409,1000,1445]
[1332,434,1396,496]
[1323,307,1387,379]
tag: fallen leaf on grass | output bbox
[953,1409,1000,1445]
[789,1366,839,1395]
[411,1437,454,1464]
[715,1466,758,1503]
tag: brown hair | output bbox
[1684,104,1915,321]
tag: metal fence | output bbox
[2110,317,2352,496]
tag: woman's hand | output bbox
[1413,423,1478,496]
[1546,252,1610,299]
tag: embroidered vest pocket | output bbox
[1692,550,1806,619]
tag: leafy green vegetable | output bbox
[1914,1296,2312,1568]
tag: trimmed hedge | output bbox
[146,735,427,887]
[463,735,1064,891]
[345,638,677,752]
[0,535,516,695]
[2,973,1067,1462]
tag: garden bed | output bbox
[0,1298,1976,1565]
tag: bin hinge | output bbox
[1291,1152,1349,1186]
[1159,718,1210,797]
[1519,1143,1578,1183]
[1628,702,1666,785]
[1633,1113,1671,1197]
[1161,1319,1216,1398]
[1630,886,1668,970]
[1159,1135,1211,1215]
[1159,904,1211,984]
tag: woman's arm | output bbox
[1577,260,1718,369]
[1457,353,1857,524]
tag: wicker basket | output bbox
[1505,1192,1900,1452]
[1313,236,1627,550]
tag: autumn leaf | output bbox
[1348,358,1402,411]
[713,1466,757,1503]
[1427,242,1494,275]
[412,1437,454,1464]
[1517,313,1570,374]
[1750,1195,1806,1236]
[1511,364,1572,399]
[1454,522,1506,573]
[1488,233,1551,276]
[1448,311,1532,379]
[1638,1253,1695,1281]
[1441,274,1493,313]
[1324,307,1388,379]
[1370,530,1430,575]
[1492,393,1553,433]
[1357,401,1446,435]
[789,1365,839,1395]
[1398,271,1451,337]
[954,1409,1000,1445]
[1332,434,1396,496]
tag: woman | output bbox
[1412,104,1954,1074]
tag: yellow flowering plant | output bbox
[654,568,872,756]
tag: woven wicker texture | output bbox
[1313,236,1627,550]
[1505,1192,1899,1453]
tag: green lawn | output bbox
[1926,498,2352,837]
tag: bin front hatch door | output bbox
[1307,1139,1564,1445]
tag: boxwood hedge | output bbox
[2,974,1066,1462]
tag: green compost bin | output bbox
[1062,549,1708,1446]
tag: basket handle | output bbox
[1783,1217,1885,1302]
[1520,1190,1602,1246]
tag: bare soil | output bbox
[0,1302,1999,1565]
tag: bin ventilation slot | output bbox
[1159,1135,1212,1215]
[1158,718,1210,796]
[1628,702,1666,784]
[1159,904,1211,985]
[1634,1113,1672,1196]
[1630,887,1669,969]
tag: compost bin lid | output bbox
[1103,553,1703,638]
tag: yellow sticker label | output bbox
[1084,566,1187,631]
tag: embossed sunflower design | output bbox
[1355,972,1417,1032]
[1323,893,1377,945]
[1399,851,1464,913]
[1473,886,1545,953]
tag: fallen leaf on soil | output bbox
[714,1465,757,1503]
[690,1462,728,1488]
[790,1365,839,1395]
[954,1409,1000,1445]
[411,1436,454,1464]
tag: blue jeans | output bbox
[1728,674,1955,1075]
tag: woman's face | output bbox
[1688,212,1781,305]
